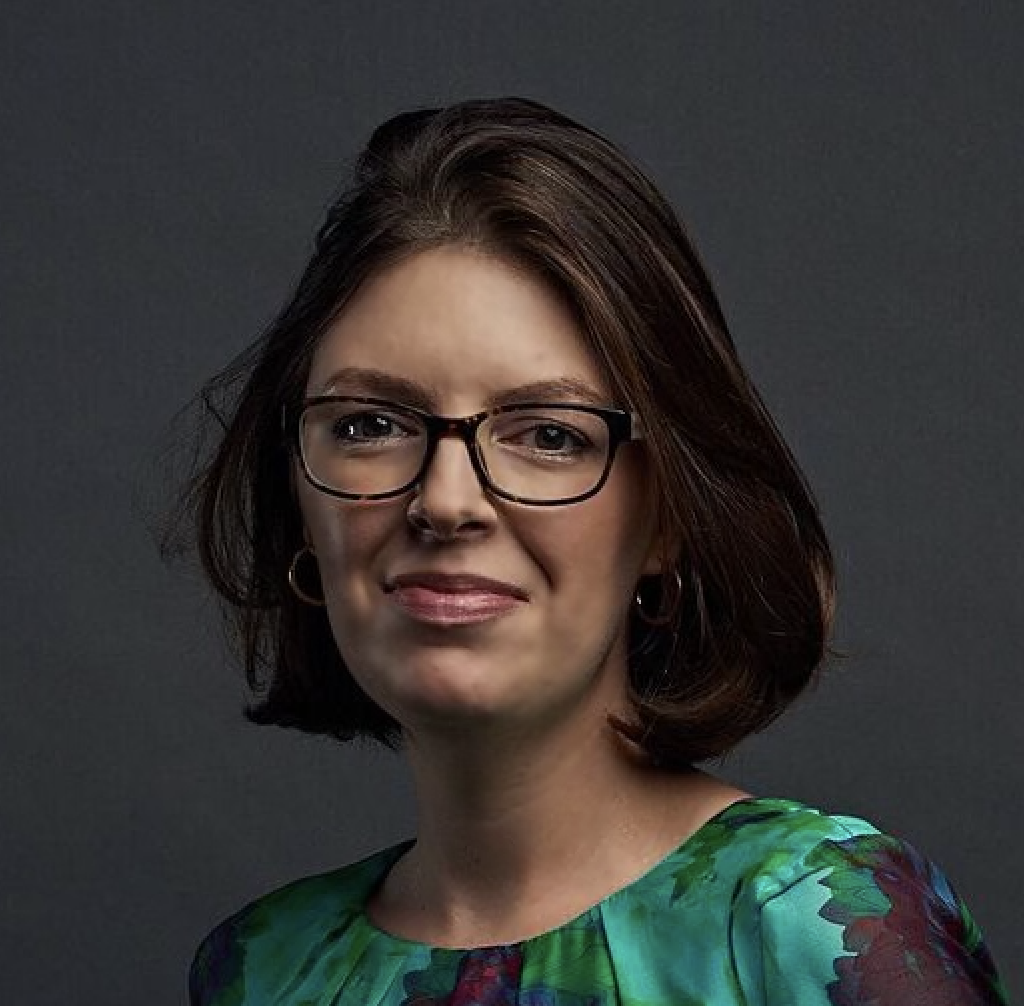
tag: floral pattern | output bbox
[189,798,1008,1005]
[806,836,1005,1006]
[402,947,523,1006]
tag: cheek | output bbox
[300,499,405,682]
[527,494,646,613]
[298,487,399,605]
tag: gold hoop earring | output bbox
[288,545,326,607]
[635,569,683,627]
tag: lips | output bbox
[387,572,529,599]
[384,572,529,625]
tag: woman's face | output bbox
[297,245,662,742]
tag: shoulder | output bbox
[654,797,1008,1004]
[680,796,888,901]
[188,839,411,1006]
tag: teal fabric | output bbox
[190,797,1007,1004]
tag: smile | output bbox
[384,572,529,626]
[388,585,525,625]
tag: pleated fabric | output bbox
[190,797,1007,1005]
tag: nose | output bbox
[408,432,495,539]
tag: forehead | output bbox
[306,246,612,406]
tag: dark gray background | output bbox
[2,3,1020,1002]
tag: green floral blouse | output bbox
[189,797,1007,1004]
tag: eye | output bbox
[493,414,599,459]
[325,409,421,446]
[530,423,587,453]
[334,413,392,440]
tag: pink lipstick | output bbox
[385,572,528,626]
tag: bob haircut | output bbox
[177,96,835,767]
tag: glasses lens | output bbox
[300,400,427,496]
[300,401,615,502]
[479,407,611,502]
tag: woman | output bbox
[183,98,1006,1004]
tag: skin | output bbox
[297,245,747,948]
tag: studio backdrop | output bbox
[1,2,1020,1002]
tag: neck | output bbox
[408,704,659,873]
[373,686,743,947]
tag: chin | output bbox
[375,648,533,726]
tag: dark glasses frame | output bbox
[282,395,643,506]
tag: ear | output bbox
[639,514,683,578]
[289,456,315,549]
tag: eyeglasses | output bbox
[285,395,643,506]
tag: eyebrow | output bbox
[313,367,612,410]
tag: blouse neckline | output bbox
[354,795,792,954]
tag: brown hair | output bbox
[171,96,835,766]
